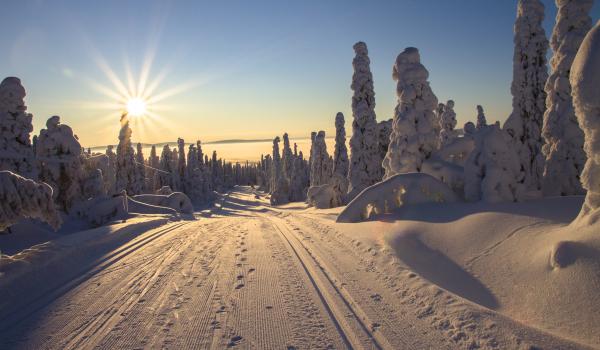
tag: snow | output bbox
[0,170,61,231]
[331,113,349,207]
[476,105,487,129]
[337,172,459,223]
[309,131,330,188]
[348,42,381,200]
[383,47,439,178]
[115,114,138,195]
[439,100,458,147]
[132,192,194,214]
[570,20,600,225]
[73,193,128,227]
[541,0,592,197]
[503,0,549,192]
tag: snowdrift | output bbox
[337,173,460,223]
[132,192,194,214]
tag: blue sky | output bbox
[1,0,599,146]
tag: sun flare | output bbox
[126,98,147,117]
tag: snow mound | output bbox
[307,184,335,209]
[73,194,128,227]
[132,192,194,214]
[337,173,460,223]
[0,171,61,231]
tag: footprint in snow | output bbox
[228,335,243,347]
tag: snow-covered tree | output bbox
[104,145,117,194]
[476,105,488,129]
[503,0,549,192]
[133,143,146,194]
[270,136,288,204]
[185,143,204,202]
[348,42,381,199]
[434,103,445,137]
[177,138,186,192]
[464,124,524,203]
[377,119,392,172]
[282,133,293,181]
[310,131,330,187]
[383,47,439,178]
[147,145,159,191]
[331,113,349,206]
[439,100,458,147]
[115,113,138,195]
[0,77,36,178]
[570,20,600,224]
[156,145,173,191]
[541,0,592,197]
[0,170,61,231]
[36,116,83,211]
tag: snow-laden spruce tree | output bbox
[383,47,439,178]
[147,145,159,191]
[439,100,458,147]
[570,20,600,225]
[377,119,392,170]
[476,105,487,129]
[177,138,186,192]
[115,113,138,195]
[156,145,173,191]
[36,116,83,212]
[185,143,204,202]
[503,0,549,192]
[541,0,592,197]
[0,77,37,178]
[348,42,381,200]
[134,143,146,194]
[0,171,61,231]
[464,124,524,202]
[282,133,294,182]
[331,113,349,206]
[434,103,445,138]
[104,145,117,194]
[289,148,307,201]
[310,131,331,187]
[308,131,316,172]
[270,136,289,204]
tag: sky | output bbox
[1,0,599,147]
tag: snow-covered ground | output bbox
[0,186,596,349]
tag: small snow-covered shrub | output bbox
[307,184,336,209]
[0,170,61,230]
[74,194,128,227]
[570,20,600,225]
[337,173,459,223]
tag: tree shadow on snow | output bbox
[391,232,500,310]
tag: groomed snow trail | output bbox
[0,187,589,349]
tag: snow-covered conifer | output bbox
[36,116,83,211]
[476,105,487,129]
[331,113,349,206]
[177,138,186,192]
[270,136,289,204]
[0,170,61,231]
[503,0,549,191]
[115,113,138,195]
[541,0,592,196]
[104,145,117,193]
[156,145,173,191]
[133,143,146,194]
[310,131,330,187]
[570,20,600,224]
[439,100,458,147]
[0,77,36,178]
[464,124,524,202]
[348,42,381,199]
[377,119,392,170]
[383,47,439,178]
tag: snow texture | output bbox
[0,77,37,179]
[348,42,381,200]
[570,20,600,225]
[503,0,549,191]
[541,0,592,197]
[0,170,61,230]
[36,116,83,212]
[464,125,524,203]
[337,172,459,223]
[383,47,439,178]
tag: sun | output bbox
[126,98,147,117]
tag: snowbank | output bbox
[337,173,459,223]
[132,192,194,214]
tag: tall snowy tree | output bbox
[104,145,117,194]
[148,145,159,191]
[383,47,439,178]
[503,0,549,192]
[36,116,83,211]
[377,119,392,173]
[156,145,173,190]
[476,105,488,129]
[134,142,146,194]
[541,0,592,197]
[185,144,204,202]
[177,138,186,192]
[310,131,330,187]
[439,100,458,147]
[270,136,288,204]
[331,113,349,206]
[0,77,36,178]
[570,20,600,224]
[115,113,137,195]
[348,42,381,200]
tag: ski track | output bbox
[0,187,589,350]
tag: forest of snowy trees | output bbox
[1,0,599,231]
